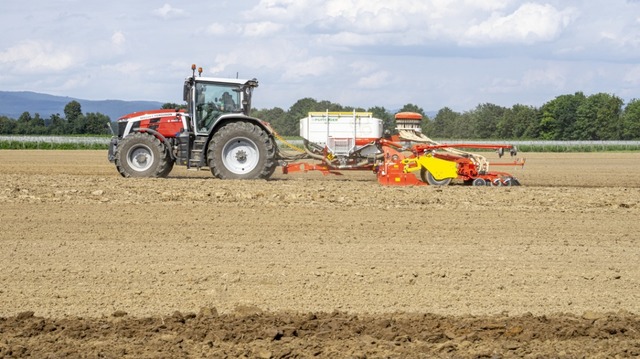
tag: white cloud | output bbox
[245,1,582,48]
[101,62,143,75]
[243,22,284,37]
[209,53,240,75]
[323,1,413,32]
[57,74,91,92]
[356,71,390,89]
[349,61,378,75]
[243,0,316,22]
[202,39,321,78]
[111,31,126,46]
[480,64,568,96]
[281,56,336,81]
[153,4,187,19]
[463,3,576,45]
[599,29,640,49]
[317,32,380,47]
[239,1,448,48]
[3,1,640,111]
[521,66,566,90]
[0,40,78,73]
[623,65,640,85]
[207,23,227,35]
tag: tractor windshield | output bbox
[194,82,242,132]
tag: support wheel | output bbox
[472,178,486,186]
[208,121,277,179]
[421,168,452,186]
[115,132,173,178]
[503,177,520,186]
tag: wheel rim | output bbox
[127,144,154,172]
[222,137,260,175]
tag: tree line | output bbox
[0,101,110,135]
[2,93,640,140]
[254,92,640,140]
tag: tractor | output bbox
[108,65,277,179]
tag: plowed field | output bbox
[1,150,639,358]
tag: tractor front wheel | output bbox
[115,132,173,178]
[208,121,276,179]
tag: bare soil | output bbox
[1,150,639,358]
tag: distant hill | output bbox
[1,91,439,123]
[0,91,165,121]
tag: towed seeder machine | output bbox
[108,65,523,185]
[278,111,524,186]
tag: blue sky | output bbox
[1,0,639,112]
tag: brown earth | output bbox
[0,150,639,358]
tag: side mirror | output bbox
[183,81,189,101]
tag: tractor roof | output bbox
[193,76,258,87]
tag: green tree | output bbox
[162,102,185,110]
[451,112,475,139]
[30,113,46,134]
[538,93,586,140]
[47,114,67,135]
[317,100,347,112]
[284,98,319,136]
[253,107,287,135]
[469,103,506,139]
[82,112,111,134]
[430,107,460,138]
[575,93,623,140]
[538,108,556,140]
[15,112,33,134]
[0,116,16,134]
[17,111,32,124]
[622,99,640,139]
[64,101,83,133]
[496,104,539,139]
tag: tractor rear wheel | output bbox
[208,121,276,179]
[421,168,452,186]
[115,132,173,178]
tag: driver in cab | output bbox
[197,89,237,132]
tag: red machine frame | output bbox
[282,137,524,186]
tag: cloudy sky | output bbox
[1,0,639,112]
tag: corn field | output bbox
[0,136,110,149]
[1,135,639,152]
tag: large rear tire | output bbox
[115,132,173,178]
[208,121,276,179]
[420,168,452,186]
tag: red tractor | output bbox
[109,65,523,185]
[108,65,277,179]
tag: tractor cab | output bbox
[183,71,258,134]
